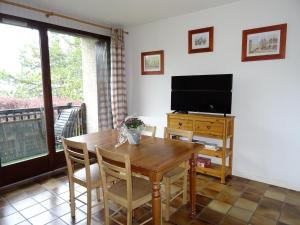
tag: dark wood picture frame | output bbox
[188,26,214,54]
[141,50,164,75]
[241,24,287,62]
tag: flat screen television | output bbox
[171,74,233,115]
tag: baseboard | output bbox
[0,167,67,192]
[232,170,300,192]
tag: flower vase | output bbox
[126,128,142,145]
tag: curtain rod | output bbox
[0,0,129,34]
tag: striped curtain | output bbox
[96,39,113,130]
[111,28,127,128]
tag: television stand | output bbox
[167,113,235,183]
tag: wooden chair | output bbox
[62,138,102,225]
[163,127,193,221]
[96,146,153,225]
[141,125,156,137]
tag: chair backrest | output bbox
[62,137,91,184]
[96,146,132,202]
[164,127,193,142]
[141,125,156,137]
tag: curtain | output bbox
[96,39,113,130]
[111,28,128,128]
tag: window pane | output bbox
[48,31,98,151]
[0,23,48,166]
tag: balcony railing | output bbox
[0,103,86,166]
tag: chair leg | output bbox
[164,179,171,221]
[183,172,188,205]
[104,196,109,225]
[87,189,92,225]
[127,209,132,225]
[96,187,101,202]
[69,181,76,218]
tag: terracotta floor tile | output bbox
[264,190,286,201]
[247,180,269,190]
[19,203,47,219]
[196,178,210,188]
[269,185,289,193]
[277,222,289,225]
[245,186,266,195]
[197,208,224,225]
[282,203,300,216]
[228,207,253,222]
[287,190,300,199]
[0,205,17,218]
[49,202,71,217]
[16,221,32,225]
[51,185,69,195]
[79,202,104,215]
[220,216,247,225]
[23,184,46,195]
[28,211,58,225]
[45,218,67,225]
[241,191,261,203]
[190,219,212,225]
[196,194,212,207]
[230,176,250,184]
[1,173,300,225]
[40,196,65,210]
[226,183,245,193]
[207,200,231,214]
[3,192,29,204]
[279,209,300,225]
[205,182,226,192]
[32,191,54,203]
[234,198,257,212]
[169,205,196,225]
[254,205,280,221]
[285,191,300,207]
[11,198,37,211]
[260,197,283,210]
[250,214,277,225]
[197,188,219,199]
[216,191,239,205]
[60,209,86,225]
[0,212,26,225]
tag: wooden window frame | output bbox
[0,13,110,187]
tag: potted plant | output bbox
[123,117,145,144]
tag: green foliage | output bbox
[0,32,83,101]
[124,117,145,129]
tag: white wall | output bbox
[0,3,110,36]
[125,0,300,190]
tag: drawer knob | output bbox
[207,125,211,129]
[178,122,182,126]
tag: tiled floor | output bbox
[0,171,300,225]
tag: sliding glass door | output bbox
[48,30,99,167]
[0,13,109,186]
[0,22,50,184]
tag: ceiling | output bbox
[12,0,242,27]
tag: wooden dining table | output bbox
[68,129,200,225]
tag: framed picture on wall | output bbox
[188,26,214,54]
[141,50,164,75]
[241,24,287,62]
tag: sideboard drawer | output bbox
[195,119,224,136]
[169,118,193,131]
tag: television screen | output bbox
[171,74,232,114]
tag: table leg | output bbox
[152,180,161,225]
[189,153,196,217]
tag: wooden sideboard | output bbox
[167,113,235,183]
